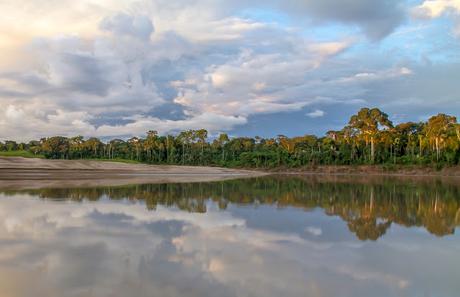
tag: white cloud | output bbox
[306,109,325,118]
[173,39,352,118]
[307,40,353,61]
[413,0,460,36]
[337,67,413,84]
[4,105,25,121]
[0,0,459,140]
[94,113,248,138]
[0,2,359,141]
[413,0,460,18]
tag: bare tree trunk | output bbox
[182,143,185,165]
[435,137,440,161]
[371,136,375,163]
[419,136,423,158]
[166,139,169,164]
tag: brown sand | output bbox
[0,157,266,189]
[1,157,458,190]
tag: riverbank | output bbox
[0,157,266,189]
[1,157,459,190]
[267,164,460,177]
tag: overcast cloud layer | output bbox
[0,0,459,141]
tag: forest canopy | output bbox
[1,108,459,167]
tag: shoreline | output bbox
[0,157,459,190]
[0,157,266,189]
[263,165,460,177]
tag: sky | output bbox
[0,0,460,141]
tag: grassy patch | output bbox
[0,150,45,158]
[93,158,142,164]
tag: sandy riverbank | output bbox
[1,157,459,190]
[0,157,266,189]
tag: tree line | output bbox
[1,107,459,167]
[8,176,460,240]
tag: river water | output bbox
[0,175,459,297]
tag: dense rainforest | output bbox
[1,108,460,167]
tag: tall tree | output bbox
[84,137,103,158]
[217,133,229,162]
[144,130,158,162]
[423,114,457,161]
[41,136,70,159]
[69,136,84,158]
[348,108,393,163]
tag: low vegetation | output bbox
[1,108,459,168]
[0,150,44,158]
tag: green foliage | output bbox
[0,150,44,158]
[96,158,142,164]
[0,108,459,168]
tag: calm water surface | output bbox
[0,175,459,297]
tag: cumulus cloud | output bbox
[0,2,360,141]
[413,0,460,36]
[275,0,407,40]
[146,0,407,40]
[0,0,458,140]
[413,0,460,18]
[94,113,248,138]
[100,13,155,40]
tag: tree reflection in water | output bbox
[3,175,460,240]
